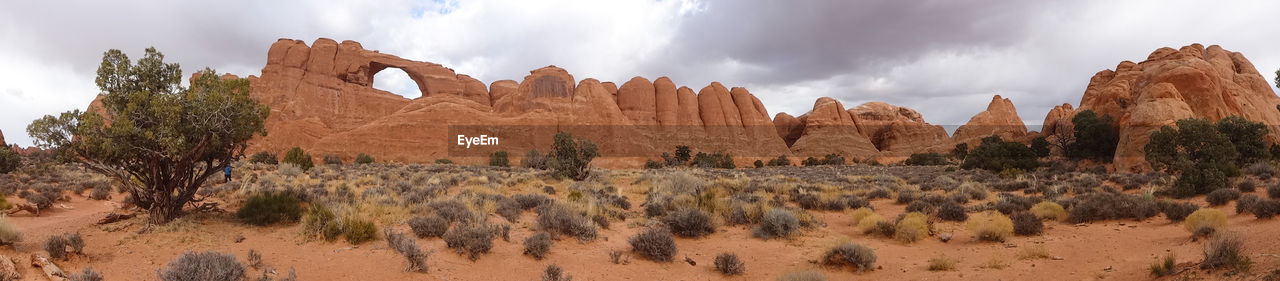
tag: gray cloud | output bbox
[1,0,1279,146]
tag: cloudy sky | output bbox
[1,0,1278,146]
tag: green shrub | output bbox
[1216,116,1270,164]
[1159,201,1199,222]
[691,151,735,169]
[821,242,876,272]
[1269,183,1280,199]
[802,154,845,166]
[644,159,664,169]
[904,152,949,166]
[1237,194,1260,215]
[522,149,547,169]
[1145,118,1239,197]
[753,160,764,168]
[0,147,23,174]
[961,135,1039,172]
[354,153,374,164]
[281,147,314,171]
[249,151,277,165]
[443,222,496,261]
[753,208,800,240]
[1065,110,1118,161]
[322,154,342,165]
[342,216,377,245]
[489,151,509,167]
[952,143,968,159]
[1030,136,1051,157]
[663,208,715,238]
[966,211,1014,242]
[235,192,303,226]
[547,132,598,180]
[767,155,792,166]
[1149,254,1176,277]
[714,252,746,275]
[158,251,246,281]
[629,228,677,262]
[523,232,553,260]
[1205,188,1241,206]
[434,158,454,164]
[1237,179,1258,193]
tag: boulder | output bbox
[773,113,803,146]
[653,77,679,126]
[617,77,657,125]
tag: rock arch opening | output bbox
[369,62,426,99]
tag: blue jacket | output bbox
[224,166,233,175]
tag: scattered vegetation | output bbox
[69,267,104,281]
[542,264,572,281]
[1146,118,1247,197]
[1159,201,1199,222]
[1206,188,1241,206]
[235,192,303,226]
[354,153,375,164]
[905,152,949,166]
[778,271,827,281]
[961,135,1039,172]
[753,208,800,240]
[663,208,715,238]
[1030,201,1067,221]
[342,216,378,245]
[44,235,68,260]
[1010,212,1043,236]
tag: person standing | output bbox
[223,165,233,183]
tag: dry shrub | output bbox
[407,215,450,238]
[629,228,677,262]
[1011,212,1043,236]
[847,207,875,226]
[523,232,553,260]
[821,242,876,272]
[894,212,929,243]
[1150,254,1176,277]
[443,222,496,261]
[383,228,428,272]
[927,254,957,271]
[1019,244,1051,260]
[856,213,885,235]
[158,251,246,281]
[1029,201,1067,221]
[663,208,715,238]
[1201,232,1251,271]
[1182,208,1227,236]
[714,252,746,275]
[1159,200,1200,222]
[753,208,800,240]
[966,211,1013,242]
[777,271,826,281]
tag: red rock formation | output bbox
[952,95,1028,146]
[246,38,789,167]
[788,98,880,160]
[1040,103,1076,155]
[849,102,950,158]
[0,129,6,146]
[1064,44,1280,172]
[773,113,803,147]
